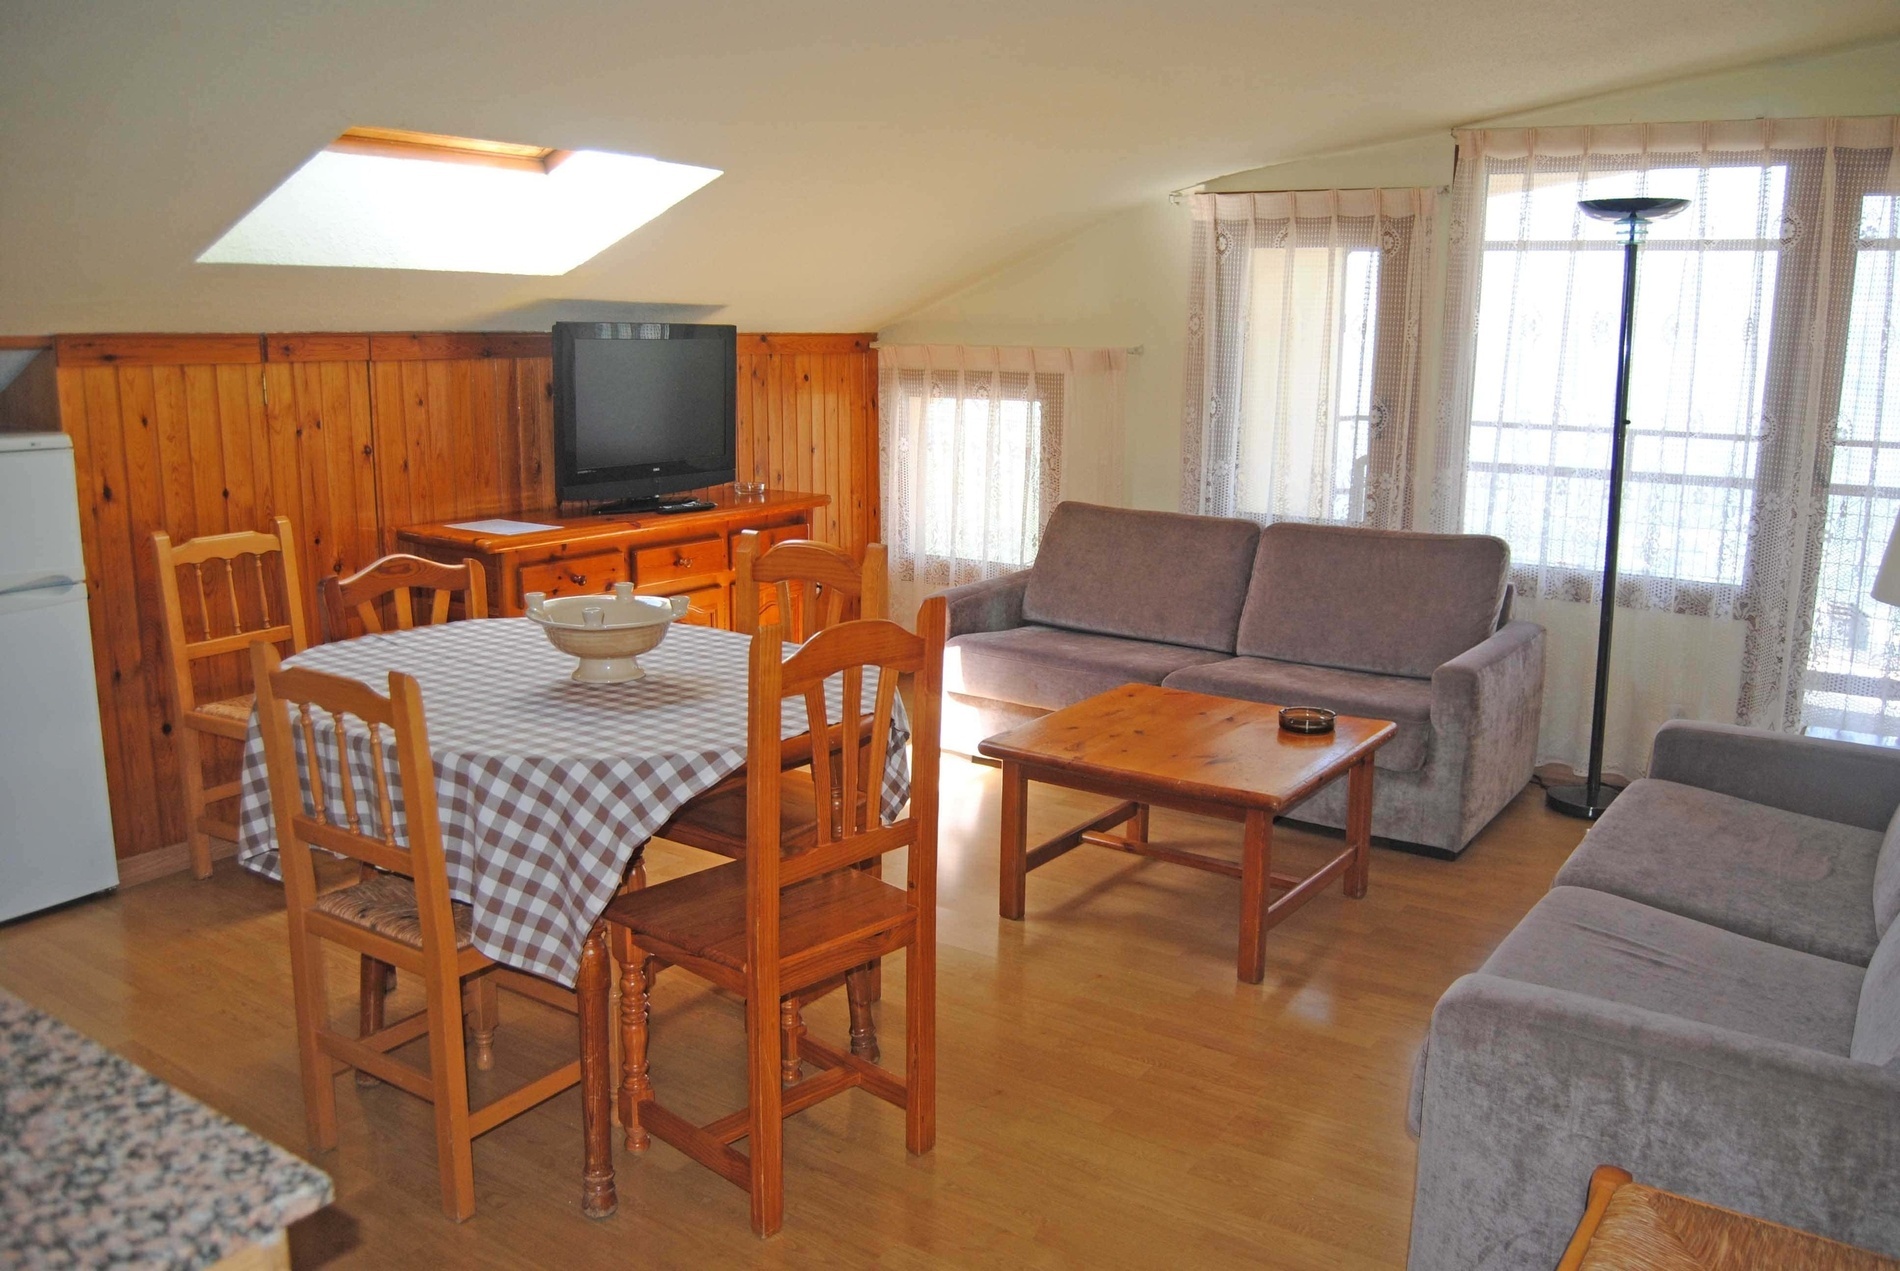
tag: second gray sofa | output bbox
[937,502,1546,856]
[1408,721,1900,1268]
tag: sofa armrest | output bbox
[1410,973,1900,1270]
[1431,620,1545,727]
[935,570,1031,639]
[1648,719,1900,832]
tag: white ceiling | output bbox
[2,0,1895,337]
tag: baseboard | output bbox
[115,837,240,888]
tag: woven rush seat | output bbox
[314,873,474,950]
[187,693,256,736]
[662,772,873,859]
[602,861,912,980]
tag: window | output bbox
[1181,188,1434,528]
[1460,160,1786,603]
[1802,194,1900,739]
[916,379,1055,571]
[200,126,720,276]
[1235,245,1383,522]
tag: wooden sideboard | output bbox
[397,486,827,630]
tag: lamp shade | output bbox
[1874,508,1900,606]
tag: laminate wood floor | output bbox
[0,762,1586,1269]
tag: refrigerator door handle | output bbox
[0,574,82,597]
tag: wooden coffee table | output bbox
[978,683,1396,983]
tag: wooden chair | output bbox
[602,597,945,1236]
[733,531,888,641]
[252,641,587,1222]
[319,553,488,642]
[662,533,893,1056]
[153,516,310,879]
[317,553,489,1059]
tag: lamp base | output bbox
[1545,782,1625,820]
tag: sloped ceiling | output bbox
[2,0,1895,336]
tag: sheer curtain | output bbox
[878,344,1126,617]
[1181,188,1435,526]
[1429,118,1900,772]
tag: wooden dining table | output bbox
[232,616,911,1218]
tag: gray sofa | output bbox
[1409,721,1900,1269]
[936,502,1546,855]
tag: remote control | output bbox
[652,499,716,514]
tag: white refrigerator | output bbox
[0,432,119,922]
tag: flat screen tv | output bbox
[552,322,737,506]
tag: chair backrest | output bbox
[153,515,310,712]
[734,532,889,643]
[320,554,488,641]
[250,641,458,943]
[742,596,945,989]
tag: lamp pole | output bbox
[1545,195,1689,821]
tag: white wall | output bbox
[881,36,1900,513]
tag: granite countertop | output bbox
[0,988,333,1270]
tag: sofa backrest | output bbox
[1235,523,1510,678]
[1021,502,1260,652]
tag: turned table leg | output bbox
[577,924,617,1220]
[780,998,806,1085]
[619,949,655,1153]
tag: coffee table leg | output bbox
[999,760,1028,920]
[1237,809,1273,983]
[1346,756,1374,900]
[1132,802,1150,843]
[578,922,618,1219]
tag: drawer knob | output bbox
[674,555,690,568]
[569,572,585,585]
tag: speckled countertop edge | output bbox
[0,987,333,1271]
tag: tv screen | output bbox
[553,322,737,504]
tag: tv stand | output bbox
[394,486,829,627]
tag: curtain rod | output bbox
[869,342,1143,355]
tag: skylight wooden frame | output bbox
[328,126,572,174]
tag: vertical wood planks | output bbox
[52,330,873,866]
[733,333,876,555]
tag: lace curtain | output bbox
[879,344,1126,618]
[1181,188,1435,526]
[1429,118,1900,771]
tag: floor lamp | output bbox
[1546,195,1690,821]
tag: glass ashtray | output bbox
[1278,706,1337,735]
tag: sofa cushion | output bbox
[1554,778,1884,966]
[1235,522,1508,677]
[1159,656,1433,772]
[1878,802,1900,938]
[1021,502,1259,652]
[944,625,1231,713]
[1854,921,1900,1066]
[1486,887,1864,1056]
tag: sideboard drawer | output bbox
[518,551,630,602]
[635,536,727,586]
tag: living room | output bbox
[1,3,1898,1268]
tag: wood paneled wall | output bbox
[733,333,879,557]
[41,330,878,867]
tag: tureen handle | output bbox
[667,594,690,620]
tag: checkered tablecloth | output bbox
[235,618,910,987]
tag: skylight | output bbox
[199,128,720,276]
